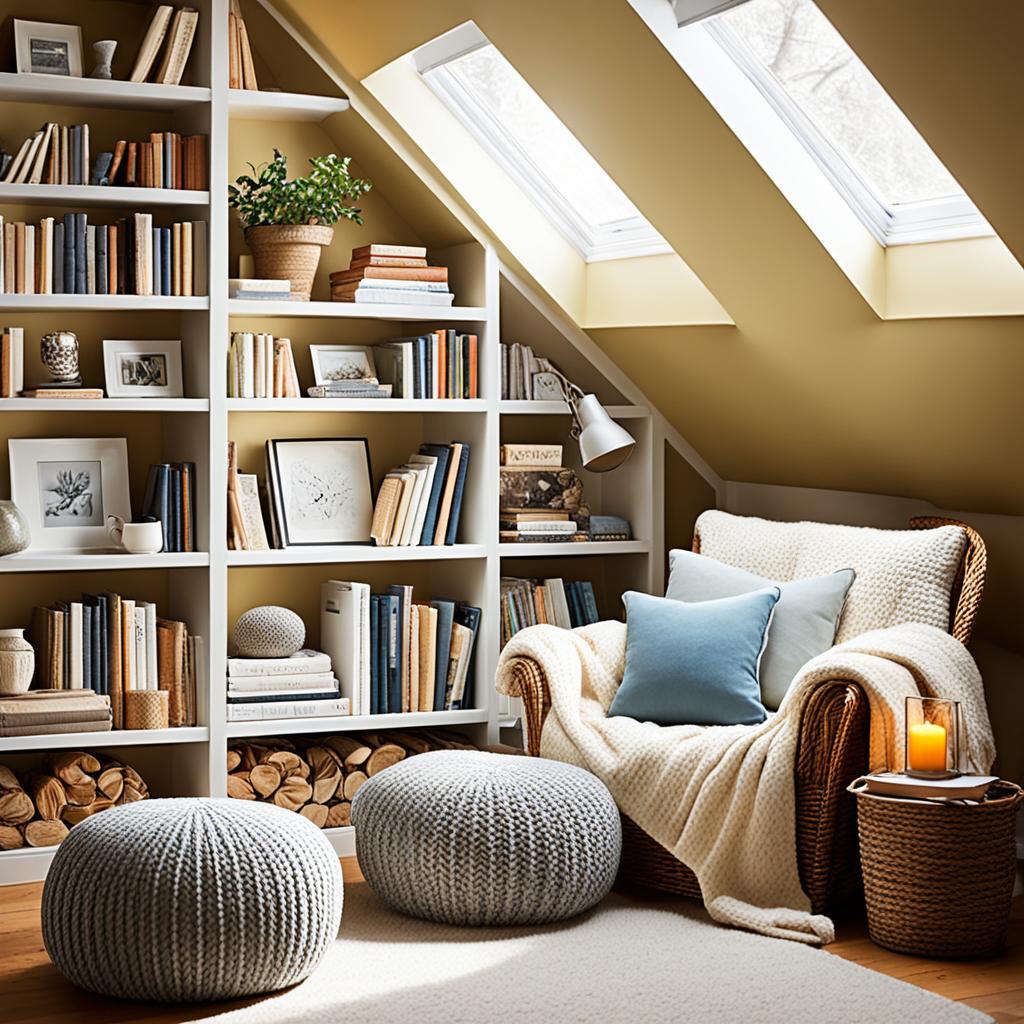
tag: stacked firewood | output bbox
[227,729,476,828]
[0,753,149,850]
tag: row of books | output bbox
[501,343,563,402]
[228,0,260,90]
[0,326,24,398]
[0,125,206,190]
[375,330,479,400]
[130,4,200,86]
[226,650,346,723]
[330,244,455,307]
[371,442,471,547]
[500,577,601,646]
[28,594,199,730]
[320,580,480,716]
[141,462,197,553]
[227,333,301,398]
[0,214,208,297]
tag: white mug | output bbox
[106,515,164,555]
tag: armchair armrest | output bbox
[499,656,552,757]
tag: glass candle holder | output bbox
[904,695,962,779]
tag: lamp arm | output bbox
[549,368,586,438]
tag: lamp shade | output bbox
[576,394,636,472]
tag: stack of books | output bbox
[858,773,998,802]
[500,342,563,402]
[141,462,197,553]
[320,581,480,716]
[228,278,292,300]
[330,244,455,307]
[130,4,201,86]
[0,126,206,190]
[499,444,590,542]
[28,594,199,730]
[0,327,24,397]
[227,333,301,398]
[0,213,207,297]
[371,441,471,547]
[0,690,112,738]
[374,329,478,399]
[500,577,601,646]
[226,649,347,723]
[306,374,392,400]
[588,514,632,541]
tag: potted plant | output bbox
[229,149,372,301]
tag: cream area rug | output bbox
[201,885,989,1024]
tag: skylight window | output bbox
[416,26,670,262]
[703,0,992,245]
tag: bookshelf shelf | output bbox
[226,544,488,567]
[0,727,209,754]
[0,552,209,573]
[0,295,208,311]
[0,185,210,208]
[228,88,350,121]
[498,540,651,558]
[499,401,649,419]
[0,73,211,111]
[225,708,488,740]
[227,299,488,322]
[0,398,209,412]
[226,398,487,413]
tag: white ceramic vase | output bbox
[0,628,34,695]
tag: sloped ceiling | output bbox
[277,0,1023,515]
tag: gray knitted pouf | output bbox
[42,798,343,1002]
[351,750,621,926]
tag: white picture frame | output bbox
[309,345,377,386]
[14,20,83,77]
[266,437,373,546]
[103,340,184,399]
[9,437,131,552]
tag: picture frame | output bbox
[14,20,83,77]
[9,437,131,552]
[309,345,378,386]
[266,437,373,547]
[103,340,184,399]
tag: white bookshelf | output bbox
[0,184,210,207]
[0,0,681,885]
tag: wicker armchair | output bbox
[501,516,987,915]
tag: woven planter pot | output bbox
[855,782,1022,959]
[245,224,334,301]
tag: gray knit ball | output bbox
[352,750,621,926]
[42,799,343,1002]
[234,605,305,657]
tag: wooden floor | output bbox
[1,860,1020,1023]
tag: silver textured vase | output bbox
[0,500,29,556]
[234,606,306,658]
[40,331,80,383]
[0,628,34,695]
[90,40,117,80]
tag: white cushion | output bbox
[694,510,966,643]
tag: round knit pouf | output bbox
[234,605,305,658]
[351,750,621,926]
[41,799,343,1002]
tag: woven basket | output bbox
[245,224,333,301]
[125,689,170,730]
[855,782,1022,959]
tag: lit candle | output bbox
[908,722,947,772]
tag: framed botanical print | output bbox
[309,345,377,386]
[266,437,373,546]
[9,437,131,551]
[103,340,184,399]
[14,20,83,77]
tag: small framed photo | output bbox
[14,20,83,77]
[9,437,131,551]
[103,340,184,399]
[309,345,377,386]
[266,437,373,546]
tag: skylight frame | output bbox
[415,26,672,263]
[702,9,993,247]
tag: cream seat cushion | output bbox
[694,510,966,643]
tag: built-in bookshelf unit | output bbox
[0,0,707,884]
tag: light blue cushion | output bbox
[608,588,779,727]
[666,551,855,710]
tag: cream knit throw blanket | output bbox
[496,621,994,946]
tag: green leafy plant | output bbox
[228,149,372,228]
